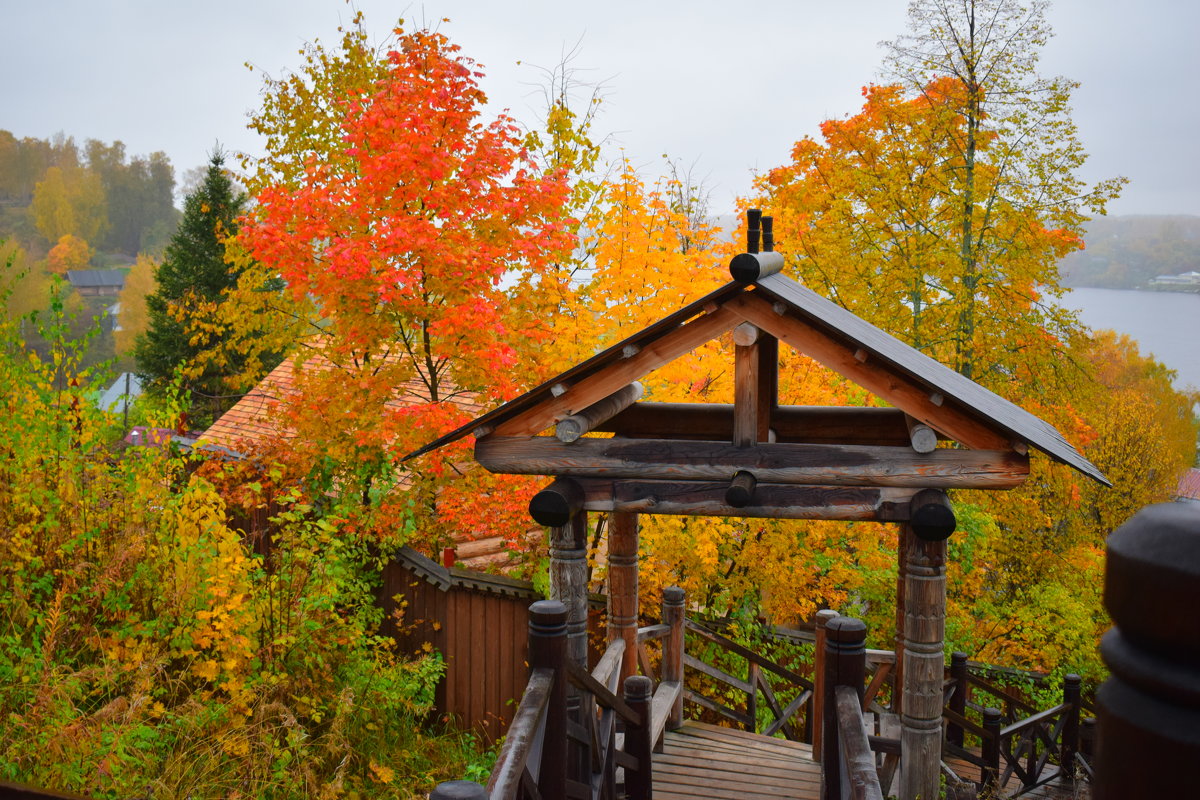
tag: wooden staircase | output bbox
[654,720,821,800]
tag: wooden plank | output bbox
[734,338,760,447]
[477,436,1030,489]
[724,291,1014,451]
[601,403,925,446]
[556,382,643,443]
[492,305,741,437]
[756,335,778,443]
[576,479,916,521]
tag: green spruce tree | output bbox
[135,151,246,424]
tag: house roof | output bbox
[407,273,1107,486]
[198,353,482,456]
[1178,468,1200,502]
[66,270,125,288]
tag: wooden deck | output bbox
[654,721,821,800]
[653,720,1089,800]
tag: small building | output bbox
[1177,468,1200,504]
[65,269,126,296]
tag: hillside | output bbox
[1059,214,1200,289]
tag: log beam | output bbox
[493,306,740,437]
[555,382,643,443]
[571,478,917,521]
[600,403,937,447]
[476,436,1030,489]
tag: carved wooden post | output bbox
[981,707,1002,796]
[661,586,685,729]
[821,616,867,800]
[608,511,640,682]
[529,600,568,800]
[893,525,908,718]
[947,651,969,747]
[811,609,838,759]
[624,674,655,800]
[550,509,589,673]
[898,524,946,800]
[1096,502,1200,800]
[1060,673,1081,782]
[429,780,488,800]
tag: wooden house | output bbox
[65,269,125,297]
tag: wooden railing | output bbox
[941,651,1089,797]
[679,616,815,739]
[432,590,686,800]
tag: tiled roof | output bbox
[1178,468,1200,502]
[66,269,126,288]
[199,353,482,455]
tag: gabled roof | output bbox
[66,269,125,288]
[407,273,1107,486]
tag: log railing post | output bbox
[429,780,488,800]
[624,674,655,800]
[981,707,1002,797]
[529,600,568,800]
[811,609,838,760]
[947,651,969,747]
[1060,673,1081,782]
[662,586,685,730]
[822,616,867,800]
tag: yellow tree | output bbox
[113,253,157,357]
[45,234,92,274]
[31,165,108,246]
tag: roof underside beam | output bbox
[475,435,1030,489]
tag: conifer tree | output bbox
[135,151,246,422]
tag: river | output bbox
[1061,287,1200,395]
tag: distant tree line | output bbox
[0,130,179,258]
[1059,215,1200,289]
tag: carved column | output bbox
[550,509,590,673]
[898,524,946,800]
[607,511,639,682]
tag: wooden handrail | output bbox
[487,668,553,799]
[565,658,641,726]
[835,685,885,800]
[999,702,1067,739]
[637,623,671,642]
[684,618,813,687]
[592,637,625,692]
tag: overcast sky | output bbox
[4,0,1197,216]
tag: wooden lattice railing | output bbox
[941,655,1089,798]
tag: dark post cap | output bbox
[1105,502,1200,657]
[663,585,685,604]
[827,615,867,643]
[624,674,654,701]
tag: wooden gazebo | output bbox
[409,212,1107,800]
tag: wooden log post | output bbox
[549,506,589,782]
[821,616,867,800]
[624,675,655,800]
[811,609,839,759]
[1096,502,1200,800]
[1060,673,1081,783]
[529,600,568,800]
[662,586,685,729]
[733,322,761,448]
[608,511,640,683]
[981,707,1002,796]
[898,524,947,800]
[947,651,969,747]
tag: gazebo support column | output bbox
[898,524,946,800]
[608,511,640,682]
[549,510,590,673]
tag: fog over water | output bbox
[1062,287,1200,395]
